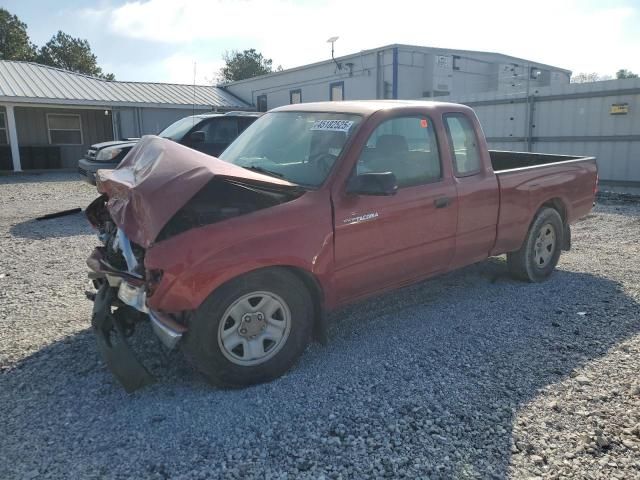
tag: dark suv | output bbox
[78,111,261,184]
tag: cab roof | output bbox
[193,111,263,119]
[272,100,468,116]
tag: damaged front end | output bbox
[86,194,186,392]
[84,137,303,392]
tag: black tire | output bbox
[182,268,313,388]
[507,207,564,282]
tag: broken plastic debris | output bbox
[577,311,587,316]
[36,207,82,220]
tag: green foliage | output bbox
[616,69,638,79]
[0,8,36,61]
[0,9,114,80]
[37,31,114,79]
[219,49,273,82]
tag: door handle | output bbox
[434,197,451,208]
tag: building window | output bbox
[330,81,344,101]
[452,55,461,71]
[530,67,543,80]
[383,81,393,99]
[47,113,83,145]
[0,112,7,145]
[256,94,267,112]
[290,89,302,104]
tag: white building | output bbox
[223,44,571,111]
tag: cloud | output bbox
[90,0,640,78]
[160,53,224,84]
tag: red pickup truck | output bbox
[86,100,597,391]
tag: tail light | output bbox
[594,172,599,195]
[145,269,164,297]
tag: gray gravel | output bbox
[1,172,639,479]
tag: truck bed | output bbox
[489,150,591,172]
[489,150,597,256]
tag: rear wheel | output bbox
[507,207,564,282]
[183,268,313,387]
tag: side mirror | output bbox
[189,130,206,143]
[346,172,398,196]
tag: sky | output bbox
[4,0,640,85]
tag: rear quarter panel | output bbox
[491,159,597,255]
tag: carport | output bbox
[0,61,251,172]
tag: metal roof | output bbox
[223,43,572,86]
[0,61,250,109]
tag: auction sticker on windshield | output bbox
[310,119,354,132]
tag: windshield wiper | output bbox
[244,165,285,178]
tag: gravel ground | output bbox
[1,172,639,479]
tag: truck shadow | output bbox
[9,211,92,239]
[1,260,638,478]
[596,192,640,206]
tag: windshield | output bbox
[219,111,362,187]
[158,116,200,141]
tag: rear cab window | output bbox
[356,115,441,188]
[203,118,238,143]
[443,113,481,176]
[238,117,256,133]
[158,116,198,141]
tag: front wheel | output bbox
[183,268,313,387]
[507,207,564,282]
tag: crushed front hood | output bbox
[96,135,298,248]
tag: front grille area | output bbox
[102,226,146,276]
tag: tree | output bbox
[37,31,114,80]
[0,8,36,61]
[219,49,273,82]
[616,69,638,79]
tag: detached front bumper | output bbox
[117,280,185,349]
[87,246,186,392]
[91,284,155,393]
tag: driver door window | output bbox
[357,116,441,187]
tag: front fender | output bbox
[149,252,330,313]
[144,191,334,312]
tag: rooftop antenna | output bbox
[327,36,341,70]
